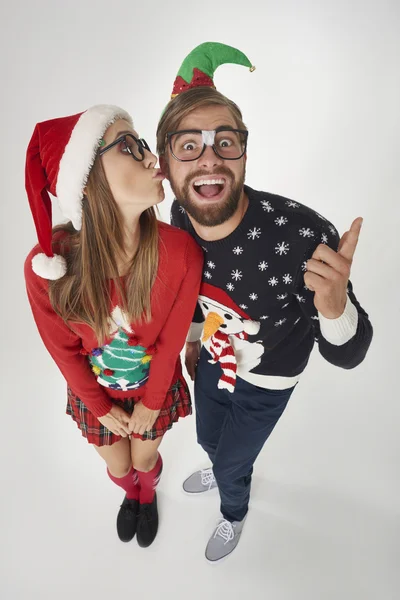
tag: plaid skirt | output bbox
[66,376,192,446]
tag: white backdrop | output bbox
[1,1,399,599]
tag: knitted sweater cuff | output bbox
[318,295,358,346]
[85,395,114,418]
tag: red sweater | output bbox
[24,222,203,418]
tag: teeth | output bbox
[194,179,225,186]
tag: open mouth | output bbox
[192,178,226,201]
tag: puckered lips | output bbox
[192,176,227,202]
[152,168,165,182]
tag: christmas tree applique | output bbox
[87,306,156,392]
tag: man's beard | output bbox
[170,164,246,227]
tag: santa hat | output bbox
[199,282,260,336]
[171,41,255,99]
[25,104,132,280]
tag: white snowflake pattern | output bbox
[260,315,269,320]
[277,293,288,301]
[233,246,243,255]
[269,277,279,287]
[275,241,290,256]
[204,271,212,280]
[261,200,274,212]
[296,294,306,303]
[281,303,290,309]
[275,216,288,226]
[249,293,258,301]
[247,227,262,240]
[299,227,315,238]
[207,261,216,269]
[178,206,186,214]
[301,261,308,272]
[329,225,337,236]
[258,261,268,271]
[201,246,208,253]
[304,284,309,291]
[239,304,248,310]
[321,233,329,244]
[231,269,243,281]
[294,317,301,325]
[226,283,235,292]
[286,200,300,208]
[311,316,319,320]
[283,273,293,284]
[275,318,287,327]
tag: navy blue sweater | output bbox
[171,185,373,390]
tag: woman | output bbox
[24,104,203,548]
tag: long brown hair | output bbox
[156,86,247,157]
[48,156,159,345]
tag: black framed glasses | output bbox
[98,133,151,161]
[166,128,248,162]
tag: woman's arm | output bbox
[141,236,203,410]
[24,251,113,417]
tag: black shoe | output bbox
[136,493,159,548]
[116,496,139,542]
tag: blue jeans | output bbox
[195,347,296,522]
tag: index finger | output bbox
[338,217,363,262]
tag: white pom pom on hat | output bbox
[31,253,68,281]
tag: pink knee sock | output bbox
[136,454,163,504]
[107,466,140,500]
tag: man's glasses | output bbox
[99,133,151,161]
[166,128,248,162]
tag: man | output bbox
[157,42,373,562]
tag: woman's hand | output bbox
[129,401,160,436]
[98,405,131,437]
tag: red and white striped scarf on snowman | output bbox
[207,330,248,393]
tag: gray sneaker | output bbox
[205,517,246,562]
[183,468,218,494]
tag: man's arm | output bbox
[294,218,373,369]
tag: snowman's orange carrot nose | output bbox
[202,312,224,342]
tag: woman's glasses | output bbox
[99,134,151,161]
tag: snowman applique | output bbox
[197,283,264,393]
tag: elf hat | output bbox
[171,41,255,99]
[25,104,132,280]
